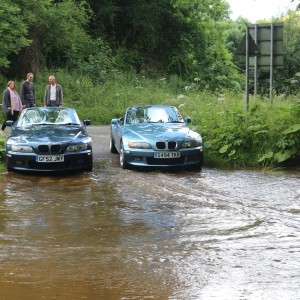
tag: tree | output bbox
[274,10,300,94]
[169,0,239,89]
[2,0,243,90]
[6,0,94,78]
[86,0,239,90]
[0,1,30,70]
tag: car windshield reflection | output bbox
[18,108,81,127]
[125,106,184,124]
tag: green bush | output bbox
[0,135,7,162]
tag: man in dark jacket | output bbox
[20,73,36,108]
[44,75,63,107]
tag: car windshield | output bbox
[17,108,81,127]
[125,106,184,124]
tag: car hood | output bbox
[8,125,88,144]
[123,123,201,141]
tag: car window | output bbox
[125,108,135,124]
[124,106,184,124]
[55,109,73,123]
[145,107,184,123]
[20,110,43,126]
[18,108,80,126]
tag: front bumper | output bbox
[6,150,93,172]
[123,148,203,168]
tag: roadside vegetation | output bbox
[1,70,299,170]
[1,0,300,169]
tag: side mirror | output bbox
[83,120,91,126]
[5,120,14,127]
[184,117,191,125]
[111,117,124,125]
[111,118,119,125]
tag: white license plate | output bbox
[36,155,64,163]
[154,152,180,158]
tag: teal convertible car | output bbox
[110,105,203,169]
[5,107,93,172]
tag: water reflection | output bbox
[0,166,299,299]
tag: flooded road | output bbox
[0,126,299,299]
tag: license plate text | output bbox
[154,152,180,158]
[37,155,64,163]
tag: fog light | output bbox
[132,156,142,161]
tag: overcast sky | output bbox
[227,0,298,22]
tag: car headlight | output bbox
[66,143,88,152]
[11,145,34,153]
[182,140,202,148]
[128,142,151,149]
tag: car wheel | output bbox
[191,163,202,171]
[86,155,93,172]
[119,141,129,169]
[190,155,203,171]
[6,158,12,172]
[110,135,118,154]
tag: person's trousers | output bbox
[1,111,20,131]
[47,100,58,107]
[25,101,35,108]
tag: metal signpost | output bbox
[236,23,283,110]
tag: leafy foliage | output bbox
[1,69,300,169]
[1,0,300,169]
[274,11,300,94]
[2,0,96,77]
[198,96,300,169]
[0,1,30,69]
[0,135,7,161]
[1,0,243,91]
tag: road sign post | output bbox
[236,23,283,109]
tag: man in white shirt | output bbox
[44,75,63,107]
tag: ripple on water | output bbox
[0,167,299,299]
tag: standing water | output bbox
[0,164,299,299]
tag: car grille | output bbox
[146,157,185,165]
[156,141,177,150]
[38,144,62,154]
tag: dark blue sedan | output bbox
[5,107,93,172]
[110,105,203,169]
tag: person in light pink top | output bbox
[1,81,23,131]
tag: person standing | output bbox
[20,72,36,108]
[44,75,63,107]
[1,81,23,131]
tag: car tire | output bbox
[6,158,12,172]
[110,135,118,154]
[119,141,129,169]
[86,155,93,172]
[190,155,203,171]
